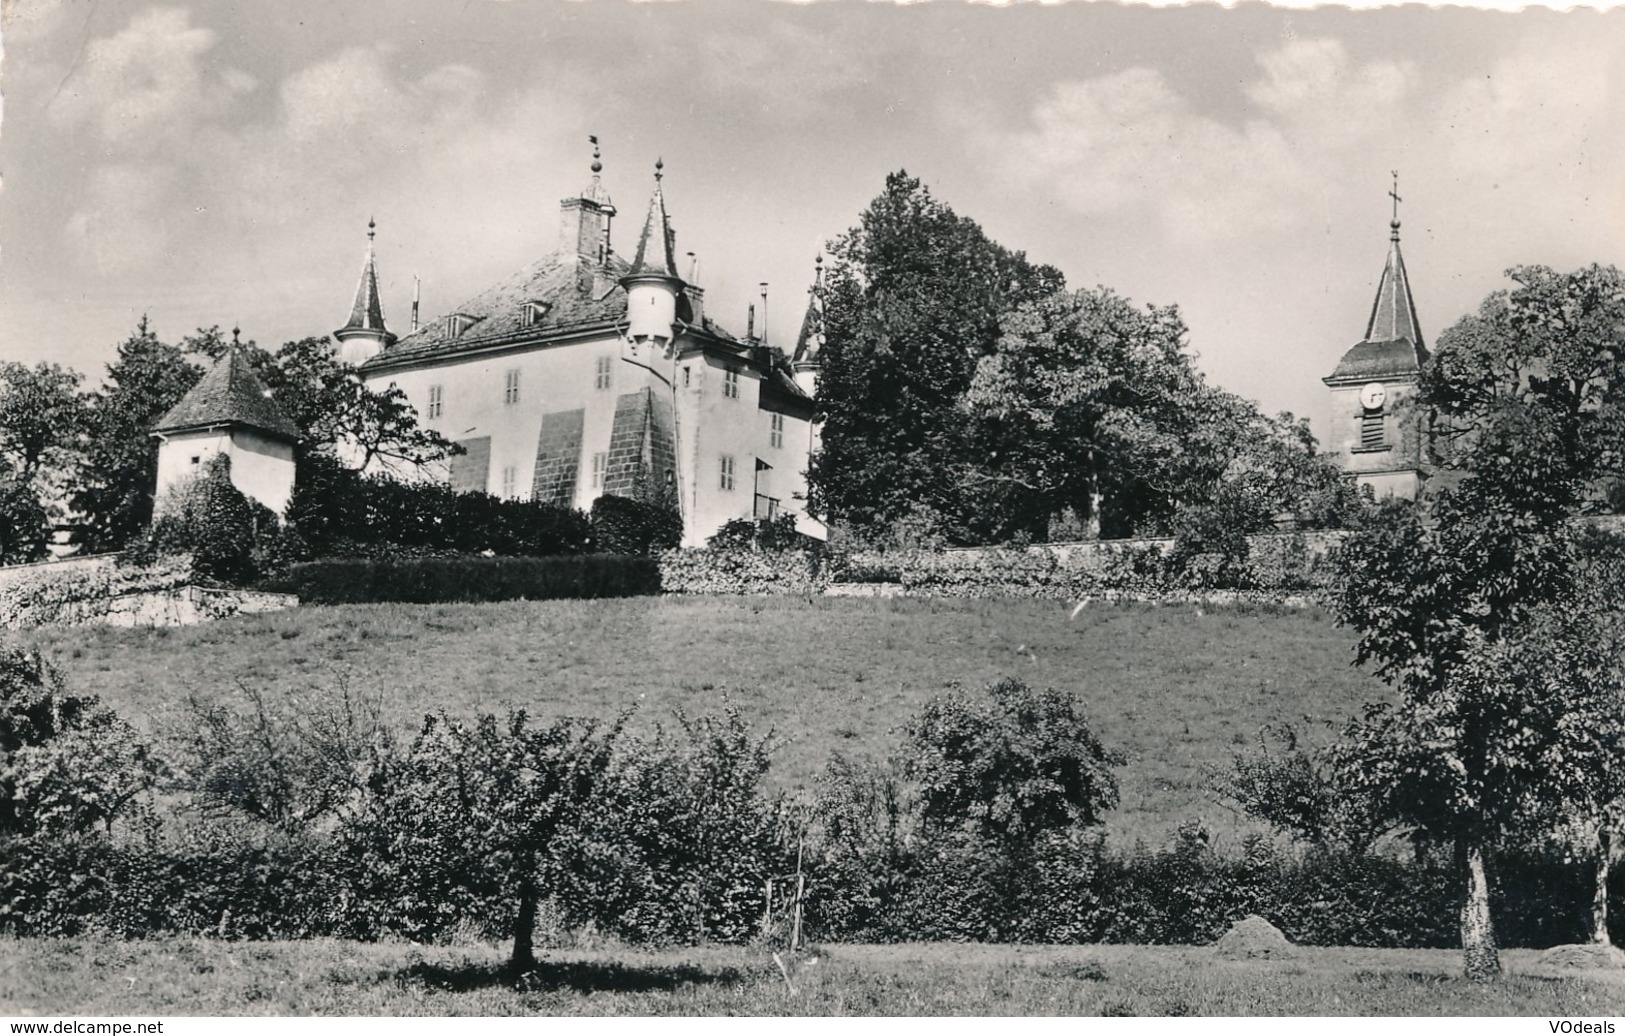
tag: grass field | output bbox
[18,595,1380,846]
[4,936,1621,1016]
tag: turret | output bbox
[792,253,826,398]
[620,159,685,347]
[333,218,396,366]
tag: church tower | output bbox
[333,218,396,366]
[1323,175,1427,500]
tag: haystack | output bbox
[1537,943,1625,970]
[1213,915,1297,960]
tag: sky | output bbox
[2,0,1623,444]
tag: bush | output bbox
[146,455,278,586]
[271,554,660,604]
[658,548,824,595]
[590,495,683,555]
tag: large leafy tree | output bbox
[1331,264,1625,981]
[810,172,1063,540]
[964,287,1362,540]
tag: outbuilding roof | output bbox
[153,346,301,441]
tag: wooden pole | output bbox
[763,879,773,940]
[791,873,804,953]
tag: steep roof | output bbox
[362,253,633,370]
[336,220,395,345]
[154,347,301,441]
[1325,220,1427,385]
[792,255,826,367]
[624,164,681,283]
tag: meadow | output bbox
[4,936,1622,1016]
[19,595,1380,846]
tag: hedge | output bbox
[269,555,660,605]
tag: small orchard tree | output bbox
[374,710,621,972]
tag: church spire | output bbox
[334,217,396,366]
[625,159,681,283]
[1363,172,1423,350]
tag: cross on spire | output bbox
[1388,171,1402,240]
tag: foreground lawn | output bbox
[19,596,1376,845]
[3,937,1621,1016]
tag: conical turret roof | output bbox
[154,344,301,442]
[793,254,826,367]
[336,219,396,345]
[624,161,681,283]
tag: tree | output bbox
[964,287,1364,542]
[810,172,1064,540]
[0,479,49,566]
[373,710,621,972]
[907,678,1121,847]
[259,336,457,472]
[73,319,203,552]
[0,361,87,495]
[1330,264,1625,980]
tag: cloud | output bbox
[48,7,254,156]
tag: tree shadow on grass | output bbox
[401,957,749,995]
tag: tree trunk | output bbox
[1460,838,1501,982]
[510,862,538,973]
[1594,824,1619,946]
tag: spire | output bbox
[624,159,681,284]
[1362,173,1423,349]
[793,253,826,367]
[335,218,396,349]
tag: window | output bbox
[1360,408,1385,450]
[501,465,518,499]
[190,455,201,466]
[504,369,520,405]
[723,367,740,400]
[523,300,551,327]
[595,355,612,390]
[591,452,607,489]
[769,412,784,450]
[719,454,736,492]
[427,384,443,419]
[449,313,482,339]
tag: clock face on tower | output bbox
[1360,382,1387,410]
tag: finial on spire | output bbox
[367,216,376,243]
[231,325,241,347]
[590,134,602,174]
[654,157,664,182]
[1388,170,1402,240]
[813,252,824,291]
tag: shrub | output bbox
[146,455,277,586]
[287,454,591,559]
[658,548,824,596]
[590,495,683,555]
[271,554,660,605]
[0,648,153,837]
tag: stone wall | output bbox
[0,553,297,629]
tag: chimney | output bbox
[746,303,756,341]
[758,283,769,346]
[411,275,420,332]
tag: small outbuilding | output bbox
[151,340,300,519]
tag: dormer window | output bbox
[449,313,483,339]
[523,301,552,327]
